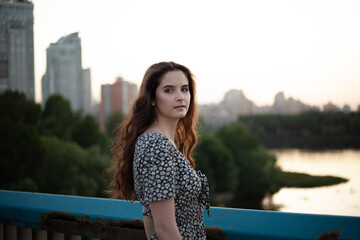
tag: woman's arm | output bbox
[149,198,181,240]
[143,206,154,239]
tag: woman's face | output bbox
[154,70,191,121]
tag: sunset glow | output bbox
[33,0,360,109]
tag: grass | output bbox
[274,171,348,188]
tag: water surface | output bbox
[266,149,360,216]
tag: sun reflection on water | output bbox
[265,149,360,216]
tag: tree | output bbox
[105,111,124,137]
[0,120,42,191]
[216,123,259,154]
[0,91,42,191]
[0,91,112,197]
[214,122,279,208]
[234,148,278,198]
[41,95,76,140]
[196,133,237,193]
[0,90,41,127]
[73,115,103,148]
[38,136,106,196]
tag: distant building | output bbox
[99,77,138,132]
[272,92,314,115]
[198,103,232,129]
[0,0,34,100]
[199,89,257,128]
[273,92,286,114]
[222,89,256,117]
[342,104,351,113]
[82,68,92,114]
[199,89,319,128]
[41,32,92,114]
[323,102,340,112]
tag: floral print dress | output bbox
[133,132,210,240]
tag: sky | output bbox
[32,0,360,109]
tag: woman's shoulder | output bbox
[134,132,175,166]
[135,131,172,151]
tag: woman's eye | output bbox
[182,88,189,92]
[165,89,173,93]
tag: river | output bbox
[264,149,360,217]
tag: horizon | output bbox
[32,0,360,109]
[197,88,350,111]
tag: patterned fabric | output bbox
[133,132,210,240]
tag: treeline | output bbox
[1,91,347,210]
[0,91,114,197]
[238,111,360,149]
[195,121,280,208]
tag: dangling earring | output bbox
[151,102,156,107]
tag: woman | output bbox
[110,61,210,239]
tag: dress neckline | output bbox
[140,131,178,149]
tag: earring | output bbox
[151,102,155,106]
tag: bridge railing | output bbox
[0,190,359,240]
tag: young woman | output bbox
[110,62,210,239]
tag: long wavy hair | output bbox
[109,61,198,200]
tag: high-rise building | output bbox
[99,77,138,132]
[82,68,92,114]
[41,32,91,114]
[323,102,340,112]
[0,0,34,100]
[273,92,286,114]
[222,89,256,117]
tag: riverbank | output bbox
[268,149,360,216]
[274,171,348,188]
[212,170,347,209]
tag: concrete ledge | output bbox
[0,190,359,240]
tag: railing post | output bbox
[0,224,3,240]
[20,227,32,240]
[52,232,64,240]
[6,225,17,240]
[36,230,47,240]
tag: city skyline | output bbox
[0,0,34,100]
[32,0,360,109]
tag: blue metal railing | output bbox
[0,190,359,240]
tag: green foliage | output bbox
[238,111,360,149]
[234,148,279,198]
[0,91,111,197]
[85,145,112,196]
[41,95,75,140]
[196,133,236,193]
[105,111,124,140]
[38,136,109,196]
[73,114,108,150]
[215,123,279,198]
[0,90,41,127]
[0,91,43,191]
[216,123,259,153]
[0,119,42,190]
[274,171,348,188]
[196,122,279,205]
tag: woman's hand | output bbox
[149,198,182,240]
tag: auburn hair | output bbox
[109,61,198,200]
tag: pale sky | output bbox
[32,0,360,109]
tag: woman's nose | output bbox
[176,91,184,101]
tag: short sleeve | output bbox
[139,137,176,203]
